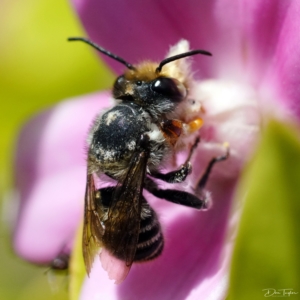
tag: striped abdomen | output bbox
[134,199,164,261]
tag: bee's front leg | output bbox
[149,137,199,183]
[197,142,230,190]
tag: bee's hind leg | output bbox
[145,177,207,210]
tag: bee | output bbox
[68,37,229,283]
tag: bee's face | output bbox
[112,63,187,115]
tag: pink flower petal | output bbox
[71,0,221,77]
[209,0,300,118]
[14,92,113,262]
[251,1,300,118]
[14,166,84,262]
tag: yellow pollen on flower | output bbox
[222,141,230,149]
[187,118,204,133]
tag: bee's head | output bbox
[112,62,188,114]
[68,37,211,116]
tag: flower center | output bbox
[191,79,261,177]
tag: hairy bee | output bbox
[68,37,228,284]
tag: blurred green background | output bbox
[0,1,113,299]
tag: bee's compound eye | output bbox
[151,77,187,100]
[115,75,126,87]
[113,75,128,99]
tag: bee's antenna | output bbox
[68,37,136,71]
[156,49,212,73]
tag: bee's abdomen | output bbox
[134,203,164,261]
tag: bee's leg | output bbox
[197,142,230,190]
[145,177,207,209]
[150,163,192,183]
[152,188,207,209]
[145,143,230,209]
[150,137,200,184]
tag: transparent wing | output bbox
[102,148,149,268]
[82,174,104,275]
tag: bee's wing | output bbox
[82,174,104,275]
[103,148,149,268]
